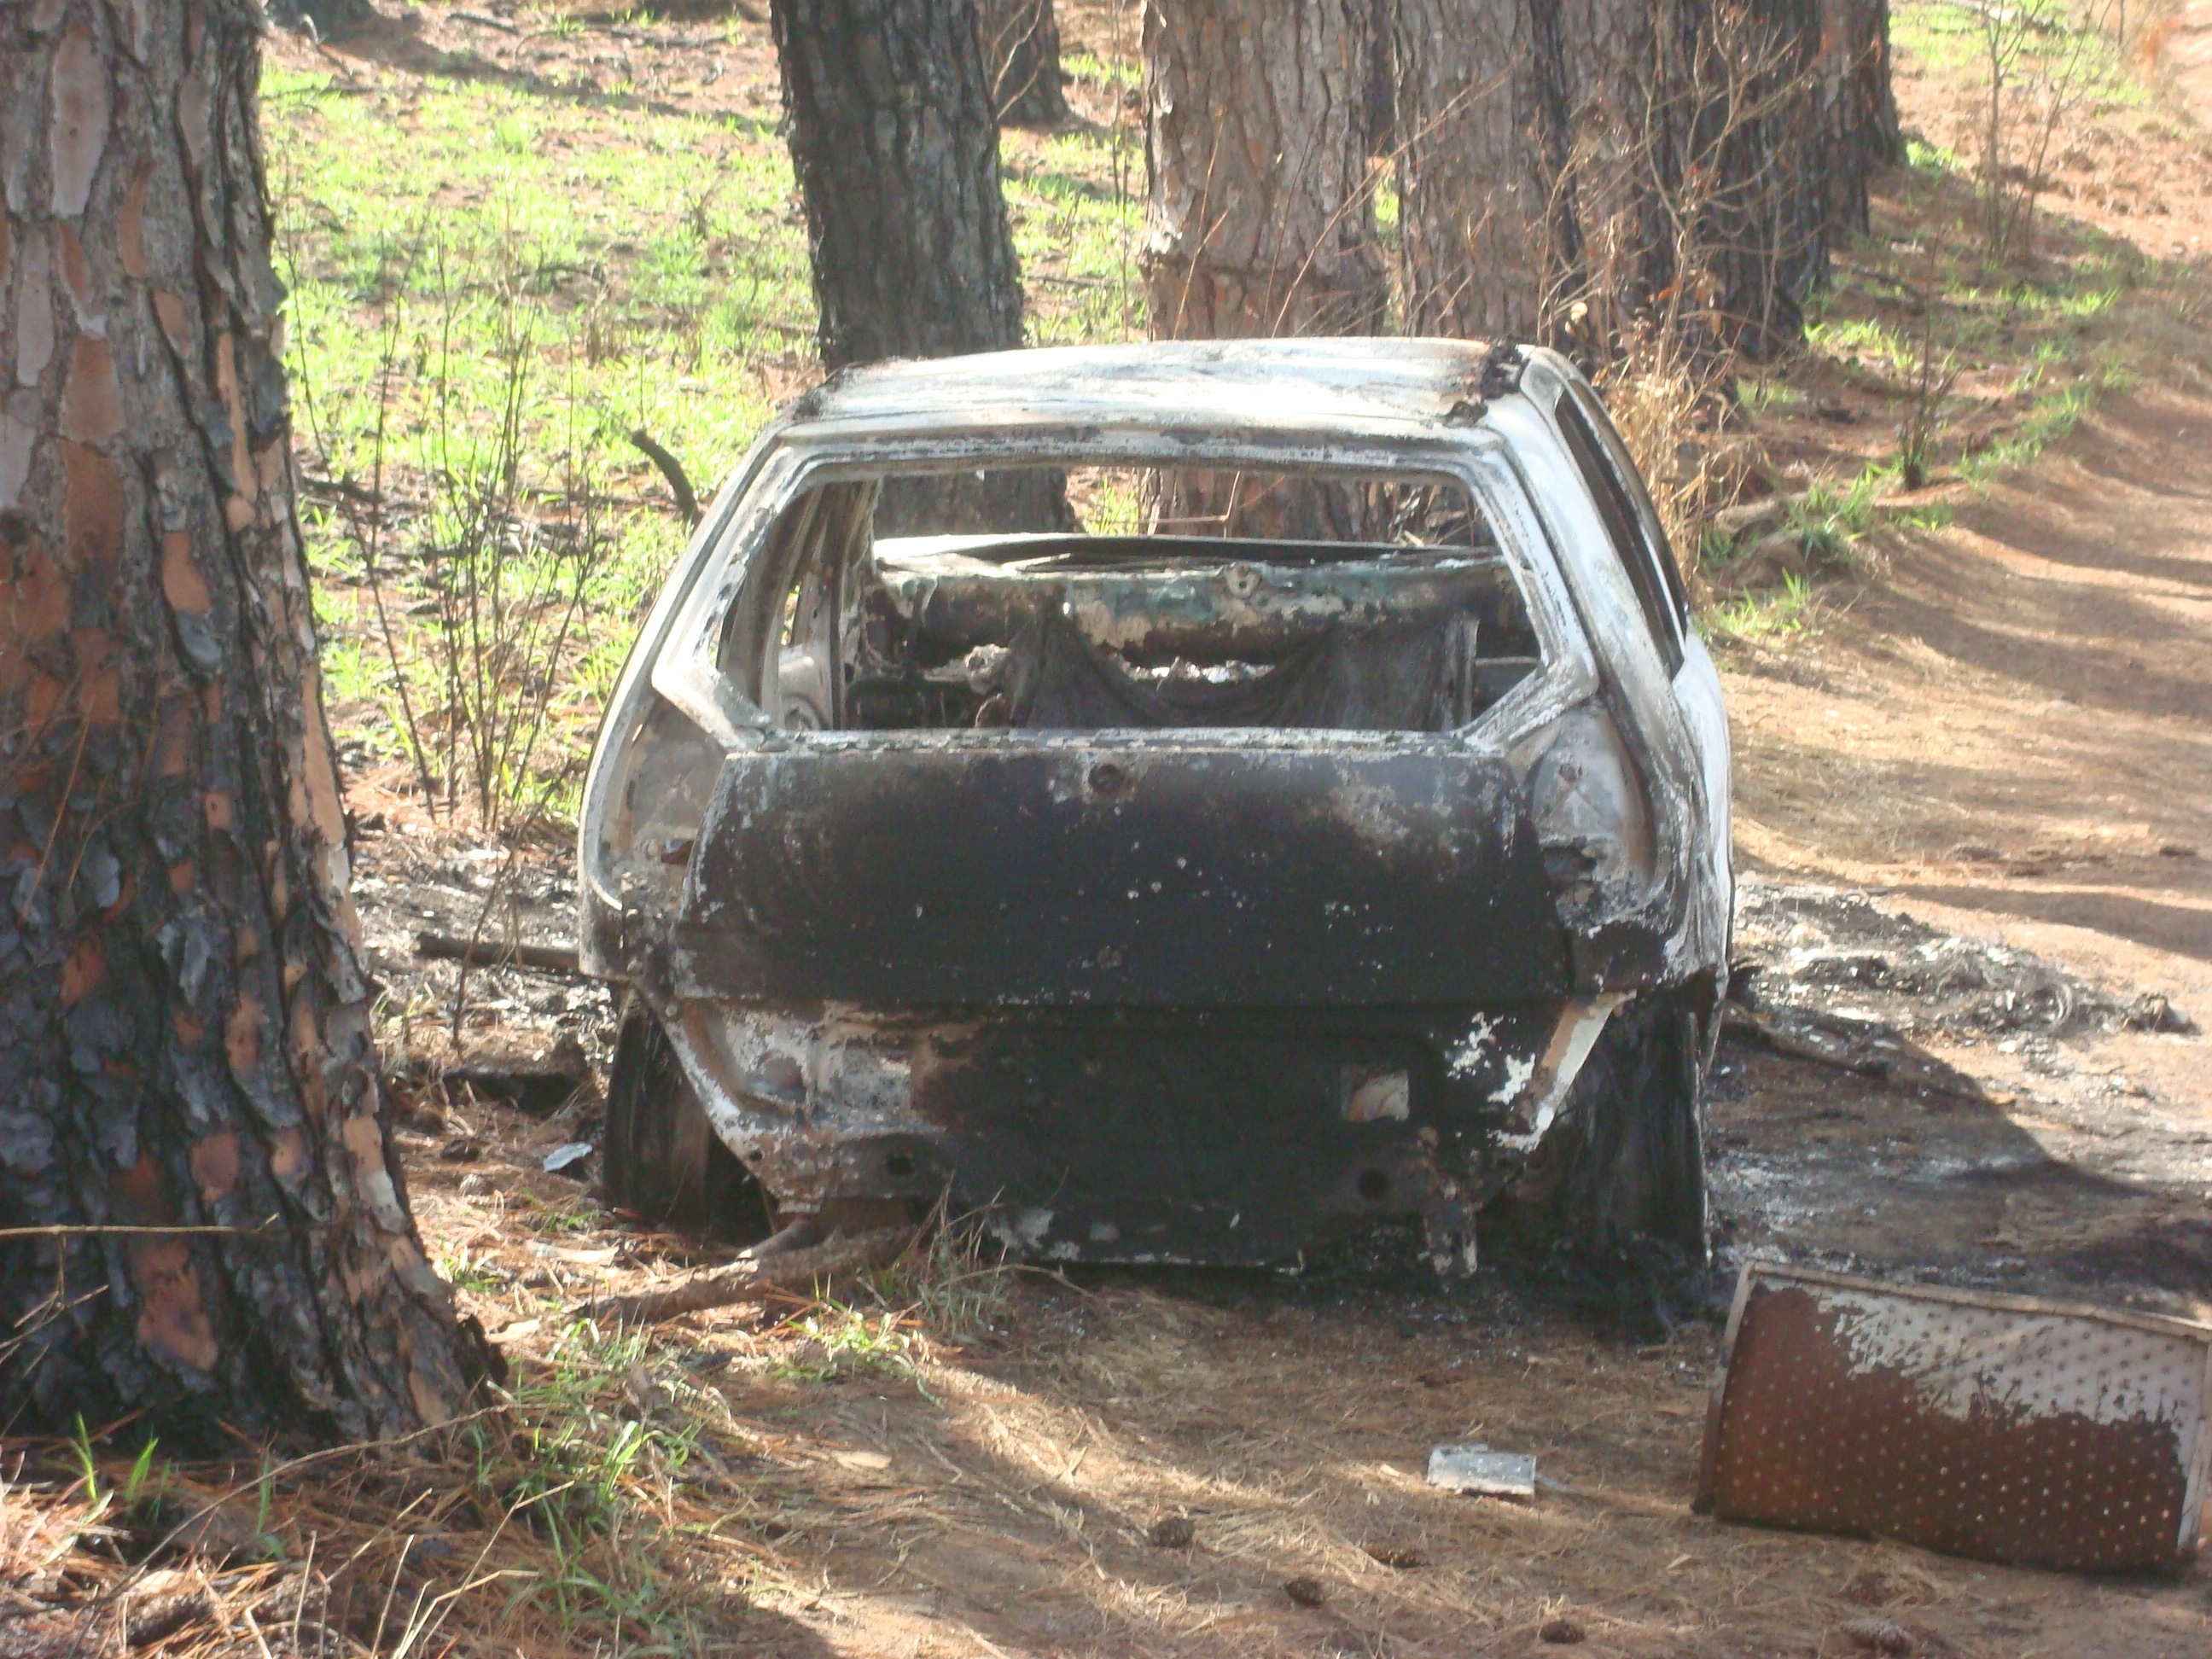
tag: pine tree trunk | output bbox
[0,0,489,1444]
[1141,0,1387,341]
[1817,0,1901,237]
[772,0,1029,369]
[771,0,1063,532]
[1394,0,1841,365]
[1394,0,1545,340]
[1365,0,1396,157]
[1687,0,1828,359]
[1539,0,1670,358]
[981,0,1068,127]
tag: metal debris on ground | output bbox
[541,1142,595,1173]
[1426,1444,1538,1499]
[1695,1261,2212,1571]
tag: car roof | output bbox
[783,338,1516,439]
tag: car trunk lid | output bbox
[672,739,1569,1007]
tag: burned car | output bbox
[579,340,1731,1272]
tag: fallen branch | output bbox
[580,1225,917,1324]
[627,428,701,525]
[415,930,582,975]
[1720,1003,1890,1080]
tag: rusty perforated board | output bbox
[1695,1262,2212,1571]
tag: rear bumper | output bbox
[667,995,1629,1271]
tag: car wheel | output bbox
[1492,992,1709,1265]
[602,996,771,1241]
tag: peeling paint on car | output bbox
[1494,993,1631,1150]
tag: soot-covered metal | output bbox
[581,340,1734,1270]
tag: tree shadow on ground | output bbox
[1897,881,2212,963]
[300,6,780,132]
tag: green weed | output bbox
[1786,472,1885,568]
[1710,571,1821,643]
[771,1305,926,1385]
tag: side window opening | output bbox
[741,463,1545,736]
[1553,388,1687,679]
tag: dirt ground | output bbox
[305,9,2212,1658]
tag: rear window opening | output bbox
[731,463,1543,736]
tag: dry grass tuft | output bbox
[0,1349,771,1659]
[1592,334,1765,610]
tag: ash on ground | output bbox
[1713,876,2209,1316]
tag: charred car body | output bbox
[579,340,1732,1272]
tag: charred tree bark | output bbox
[1394,0,1837,364]
[1141,0,1387,341]
[1393,0,1545,340]
[1140,0,1388,538]
[1365,0,1396,157]
[981,0,1068,128]
[1540,0,1813,363]
[770,0,1063,532]
[1534,0,1668,358]
[1685,0,1829,358]
[0,0,489,1443]
[1816,0,1901,238]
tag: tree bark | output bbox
[1141,0,1387,341]
[1365,0,1396,157]
[1816,0,1901,238]
[1538,0,1668,357]
[772,0,1029,370]
[1685,0,1829,358]
[981,0,1068,128]
[771,0,1063,533]
[1393,0,1545,340]
[0,0,488,1445]
[1394,0,1842,364]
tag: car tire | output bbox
[602,997,771,1241]
[1492,992,1709,1265]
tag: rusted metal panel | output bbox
[676,742,1569,1007]
[1697,1262,2212,1571]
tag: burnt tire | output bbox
[602,998,770,1241]
[1492,993,1709,1267]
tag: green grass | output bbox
[1062,50,1141,96]
[1793,12,2164,510]
[1958,350,2134,482]
[1787,470,1887,567]
[272,3,2197,765]
[486,1321,715,1639]
[1890,0,2149,108]
[770,1304,927,1385]
[267,58,1146,824]
[1902,136,1958,178]
[1736,379,1806,414]
[1709,571,1822,644]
